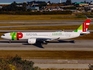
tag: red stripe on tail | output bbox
[83,19,91,32]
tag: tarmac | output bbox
[0,40,92,51]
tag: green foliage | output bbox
[75,14,85,18]
[0,55,40,70]
[0,11,72,15]
[75,12,93,18]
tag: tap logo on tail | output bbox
[74,19,91,32]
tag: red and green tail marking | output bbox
[74,19,91,32]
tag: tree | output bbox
[10,1,17,11]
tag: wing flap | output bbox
[37,37,60,42]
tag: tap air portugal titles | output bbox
[1,19,91,44]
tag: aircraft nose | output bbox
[1,35,5,39]
[1,33,11,39]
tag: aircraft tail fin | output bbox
[74,19,91,34]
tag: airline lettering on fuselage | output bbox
[63,34,71,37]
[52,32,62,36]
[52,32,71,37]
[26,33,37,36]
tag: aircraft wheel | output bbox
[8,40,11,43]
[42,41,48,45]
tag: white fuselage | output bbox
[1,31,80,40]
[21,32,80,40]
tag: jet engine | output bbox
[28,38,36,44]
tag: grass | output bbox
[41,68,89,70]
[0,50,93,59]
[0,15,85,20]
[0,25,93,30]
[0,23,26,26]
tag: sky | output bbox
[0,0,92,3]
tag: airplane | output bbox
[1,19,91,45]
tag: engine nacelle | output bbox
[28,38,36,44]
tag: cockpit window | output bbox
[3,34,5,36]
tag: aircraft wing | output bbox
[37,37,60,42]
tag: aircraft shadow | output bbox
[34,42,44,48]
[23,40,75,48]
[0,40,75,48]
[58,40,75,43]
[22,41,44,48]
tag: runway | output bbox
[0,40,92,69]
[0,40,93,51]
[0,40,93,69]
[29,59,93,69]
[0,20,87,24]
[0,20,92,27]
